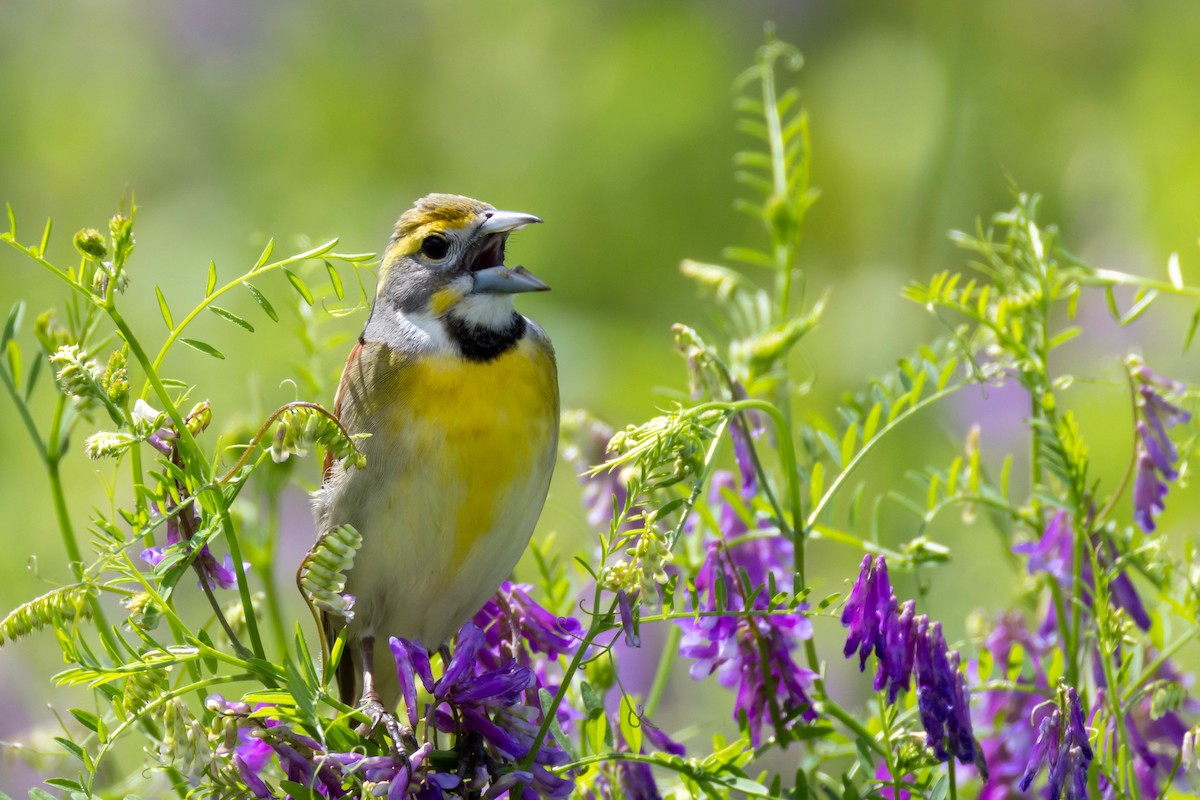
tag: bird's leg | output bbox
[438,643,453,669]
[356,635,418,756]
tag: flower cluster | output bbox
[970,612,1056,798]
[1018,686,1093,800]
[226,583,583,799]
[140,503,240,591]
[842,555,984,772]
[677,465,816,746]
[391,622,573,799]
[1013,510,1150,630]
[1129,360,1191,532]
[471,580,582,669]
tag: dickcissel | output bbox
[312,193,558,722]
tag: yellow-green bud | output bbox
[73,228,108,260]
[186,401,212,436]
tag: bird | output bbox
[312,193,559,729]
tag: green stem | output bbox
[262,493,289,656]
[0,363,47,464]
[519,589,611,776]
[45,394,123,658]
[643,625,680,719]
[218,511,268,663]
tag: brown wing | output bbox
[322,338,363,484]
[321,337,364,705]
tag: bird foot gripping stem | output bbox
[355,635,420,758]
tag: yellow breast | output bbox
[350,336,559,566]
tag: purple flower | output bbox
[139,503,242,590]
[971,611,1057,798]
[617,760,660,800]
[1013,511,1150,631]
[1133,450,1169,532]
[842,556,983,772]
[842,555,892,671]
[389,621,576,799]
[1012,511,1077,586]
[472,581,582,670]
[677,537,816,745]
[617,589,640,648]
[1130,364,1191,533]
[1018,687,1092,799]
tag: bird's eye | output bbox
[421,234,450,260]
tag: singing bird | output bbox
[312,194,558,722]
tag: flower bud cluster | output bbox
[298,524,361,622]
[269,404,367,471]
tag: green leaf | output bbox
[154,286,174,330]
[1047,327,1081,350]
[619,694,642,754]
[1185,305,1200,352]
[6,202,15,237]
[253,238,275,271]
[818,430,841,469]
[861,402,882,443]
[2,301,23,346]
[180,338,225,360]
[580,681,604,716]
[840,424,857,467]
[38,217,52,257]
[284,268,315,306]
[809,462,824,510]
[29,790,58,800]
[24,354,41,399]
[6,340,21,387]
[52,737,84,762]
[929,774,948,800]
[245,282,279,322]
[42,780,83,793]
[209,306,255,333]
[206,260,217,296]
[1120,287,1158,325]
[69,708,100,733]
[325,260,344,300]
[278,782,321,800]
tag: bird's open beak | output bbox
[470,210,550,294]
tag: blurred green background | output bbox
[3,1,1200,793]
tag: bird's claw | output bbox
[356,696,417,759]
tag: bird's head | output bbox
[368,194,547,340]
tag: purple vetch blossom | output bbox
[1013,511,1151,631]
[971,612,1057,799]
[140,503,243,590]
[840,555,984,773]
[617,589,640,648]
[677,535,816,745]
[390,622,576,799]
[471,581,583,669]
[1018,687,1092,800]
[1129,361,1191,532]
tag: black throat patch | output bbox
[445,312,526,362]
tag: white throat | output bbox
[451,293,517,330]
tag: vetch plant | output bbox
[1,26,1199,800]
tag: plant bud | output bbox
[73,228,108,260]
